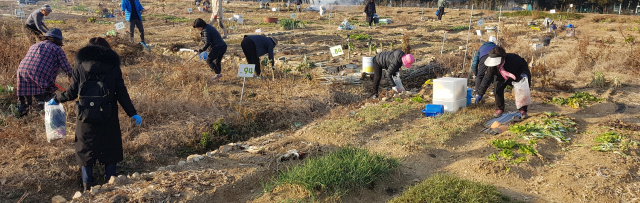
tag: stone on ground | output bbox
[51,195,67,203]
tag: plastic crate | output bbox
[433,99,467,112]
[433,77,468,101]
[422,104,444,117]
[467,88,473,106]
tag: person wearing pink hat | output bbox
[370,50,414,99]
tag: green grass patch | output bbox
[264,147,399,199]
[449,25,469,31]
[72,5,88,11]
[410,95,425,103]
[146,14,189,22]
[509,112,577,143]
[349,33,372,40]
[279,18,306,30]
[388,174,516,203]
[316,103,414,136]
[44,20,65,24]
[502,10,583,20]
[552,92,604,108]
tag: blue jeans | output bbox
[81,164,116,183]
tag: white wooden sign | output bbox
[476,30,482,36]
[115,22,125,30]
[477,20,483,26]
[187,8,193,13]
[550,9,556,13]
[570,4,573,7]
[330,45,344,57]
[238,64,255,77]
[19,3,25,8]
[291,13,296,18]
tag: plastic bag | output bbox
[513,77,532,109]
[44,103,67,142]
[392,73,405,92]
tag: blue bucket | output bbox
[422,104,444,117]
[467,88,473,106]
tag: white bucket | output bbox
[362,57,374,73]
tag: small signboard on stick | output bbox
[115,22,125,30]
[330,45,344,57]
[238,64,255,77]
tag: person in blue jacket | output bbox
[471,36,497,91]
[121,0,146,45]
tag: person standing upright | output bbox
[194,18,227,80]
[121,0,146,45]
[296,0,302,12]
[49,37,142,191]
[364,0,376,29]
[25,5,52,43]
[208,0,228,38]
[437,0,446,20]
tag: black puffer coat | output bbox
[364,2,376,23]
[54,45,137,166]
[374,50,405,86]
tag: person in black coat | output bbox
[194,18,228,80]
[364,0,376,29]
[370,50,414,98]
[475,46,531,118]
[48,37,141,191]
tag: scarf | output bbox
[498,60,516,80]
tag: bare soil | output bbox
[1,1,640,202]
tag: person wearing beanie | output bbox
[240,35,278,79]
[475,46,532,118]
[370,50,414,99]
[16,28,72,117]
[208,0,227,38]
[25,5,52,43]
[48,37,141,191]
[471,36,497,91]
[121,0,146,44]
[193,18,227,80]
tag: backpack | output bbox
[76,73,112,123]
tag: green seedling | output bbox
[394,98,402,102]
[498,149,514,159]
[491,139,520,149]
[487,153,498,161]
[519,144,538,155]
[410,95,425,103]
[510,156,528,164]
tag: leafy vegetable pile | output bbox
[591,132,639,156]
[509,112,577,143]
[551,92,604,109]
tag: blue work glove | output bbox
[47,98,58,105]
[521,73,528,79]
[132,114,142,126]
[474,94,483,104]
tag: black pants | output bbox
[206,45,227,74]
[474,64,488,92]
[241,37,262,76]
[25,24,43,43]
[437,7,444,20]
[128,19,145,43]
[369,21,373,26]
[17,93,51,117]
[371,59,384,96]
[494,79,528,112]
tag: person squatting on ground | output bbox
[437,0,446,20]
[48,37,142,191]
[121,0,146,44]
[208,0,227,38]
[16,28,72,117]
[194,18,227,80]
[370,50,415,99]
[25,5,52,43]
[475,46,532,118]
[471,36,497,92]
[364,0,376,29]
[240,35,278,79]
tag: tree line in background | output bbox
[362,0,639,14]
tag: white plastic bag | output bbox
[392,73,405,92]
[44,103,67,142]
[513,78,532,109]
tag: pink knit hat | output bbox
[402,54,415,69]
